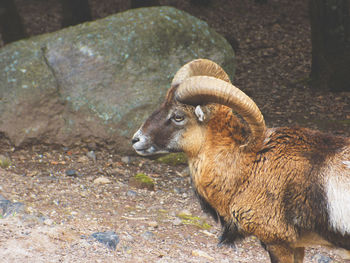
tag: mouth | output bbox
[133,146,170,156]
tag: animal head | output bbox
[132,59,266,157]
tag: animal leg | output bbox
[265,244,295,263]
[293,247,305,263]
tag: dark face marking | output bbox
[132,86,193,156]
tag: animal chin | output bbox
[134,146,169,156]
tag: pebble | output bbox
[0,197,25,218]
[87,151,96,162]
[123,233,134,242]
[141,231,155,241]
[77,155,89,163]
[93,177,111,185]
[174,187,184,194]
[192,249,215,261]
[312,254,333,263]
[90,231,120,250]
[126,190,137,197]
[148,221,158,228]
[44,218,54,226]
[121,156,132,164]
[66,169,77,176]
[0,154,11,168]
[172,217,182,226]
[180,167,191,177]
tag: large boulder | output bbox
[0,6,235,154]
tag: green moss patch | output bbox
[177,212,211,230]
[129,173,155,191]
[0,155,11,169]
[156,153,187,166]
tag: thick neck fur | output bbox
[186,106,253,221]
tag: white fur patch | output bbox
[195,105,205,122]
[326,175,350,235]
[343,161,350,168]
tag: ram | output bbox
[132,59,350,263]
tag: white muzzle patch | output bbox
[132,129,152,155]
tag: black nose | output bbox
[132,137,140,144]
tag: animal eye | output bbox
[172,114,185,123]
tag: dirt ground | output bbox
[1,0,350,262]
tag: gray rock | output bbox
[141,230,155,241]
[86,151,96,162]
[172,217,182,226]
[121,156,132,164]
[311,254,333,263]
[90,231,120,250]
[0,7,235,154]
[126,190,137,197]
[66,169,78,176]
[0,196,25,218]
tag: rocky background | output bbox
[0,6,235,154]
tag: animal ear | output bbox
[195,105,205,122]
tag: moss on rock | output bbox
[0,155,11,169]
[177,212,211,230]
[129,173,155,191]
[156,153,187,166]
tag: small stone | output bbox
[0,154,11,168]
[148,221,158,228]
[174,187,183,194]
[87,151,96,162]
[0,198,25,218]
[121,156,132,164]
[44,218,54,226]
[90,231,120,250]
[66,169,77,176]
[126,190,137,197]
[180,167,191,177]
[192,249,215,261]
[312,254,332,263]
[141,231,155,240]
[172,217,182,226]
[93,177,111,185]
[123,233,134,242]
[77,155,89,163]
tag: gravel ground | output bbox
[0,145,349,263]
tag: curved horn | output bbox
[171,59,231,87]
[175,76,266,152]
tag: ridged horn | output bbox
[171,59,231,87]
[175,76,266,151]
